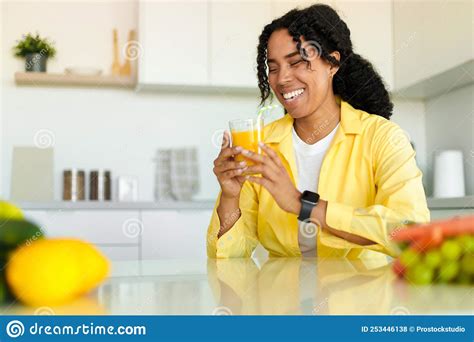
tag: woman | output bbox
[207,4,430,259]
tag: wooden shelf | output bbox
[14,72,136,88]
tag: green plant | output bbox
[12,32,56,58]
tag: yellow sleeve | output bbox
[206,180,259,258]
[320,123,430,257]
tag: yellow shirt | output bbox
[207,99,430,259]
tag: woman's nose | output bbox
[277,67,293,87]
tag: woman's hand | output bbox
[240,143,376,245]
[242,142,302,215]
[213,131,248,199]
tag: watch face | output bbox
[302,190,319,204]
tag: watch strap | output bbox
[298,200,315,222]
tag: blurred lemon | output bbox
[56,239,110,294]
[6,238,109,306]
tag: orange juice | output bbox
[231,129,263,165]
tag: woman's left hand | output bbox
[242,142,302,215]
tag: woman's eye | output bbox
[268,68,277,74]
[290,60,303,66]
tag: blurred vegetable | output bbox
[392,215,474,285]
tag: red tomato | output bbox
[391,216,474,242]
[411,226,443,252]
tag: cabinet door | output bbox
[271,0,333,18]
[141,210,212,259]
[95,245,140,261]
[392,0,472,90]
[139,1,209,86]
[23,210,141,261]
[210,0,272,88]
[333,1,394,91]
[271,1,393,90]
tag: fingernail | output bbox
[235,146,243,152]
[242,166,248,171]
[241,149,249,155]
[258,142,264,147]
[245,175,250,179]
[239,161,247,167]
[237,169,243,174]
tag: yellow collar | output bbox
[263,98,363,182]
[264,98,362,144]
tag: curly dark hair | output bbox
[257,4,393,119]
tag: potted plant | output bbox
[12,33,56,72]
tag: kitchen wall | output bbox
[1,0,261,201]
[1,0,428,202]
[425,84,474,196]
[390,99,427,183]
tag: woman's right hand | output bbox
[213,131,248,199]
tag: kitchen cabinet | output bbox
[271,0,333,17]
[332,1,394,90]
[138,1,209,86]
[138,0,394,90]
[427,196,474,220]
[141,210,212,259]
[20,201,473,261]
[273,0,394,90]
[209,1,272,88]
[392,0,473,92]
[24,210,141,261]
[96,246,141,261]
[22,207,213,261]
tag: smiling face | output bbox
[267,29,339,119]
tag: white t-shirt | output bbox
[291,122,340,256]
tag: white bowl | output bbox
[65,67,103,76]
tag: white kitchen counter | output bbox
[3,258,473,315]
[16,196,474,211]
[426,196,474,209]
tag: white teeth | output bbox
[282,88,304,100]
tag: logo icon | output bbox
[33,129,55,149]
[122,40,143,61]
[122,218,144,238]
[6,320,24,338]
[300,217,321,239]
[390,306,410,315]
[299,40,322,61]
[212,306,233,315]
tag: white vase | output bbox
[433,150,465,198]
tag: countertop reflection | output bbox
[2,258,473,315]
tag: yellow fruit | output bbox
[55,239,109,294]
[0,201,23,222]
[6,238,109,306]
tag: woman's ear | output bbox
[329,51,341,76]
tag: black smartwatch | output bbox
[297,190,320,222]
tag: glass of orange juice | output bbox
[229,117,264,167]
